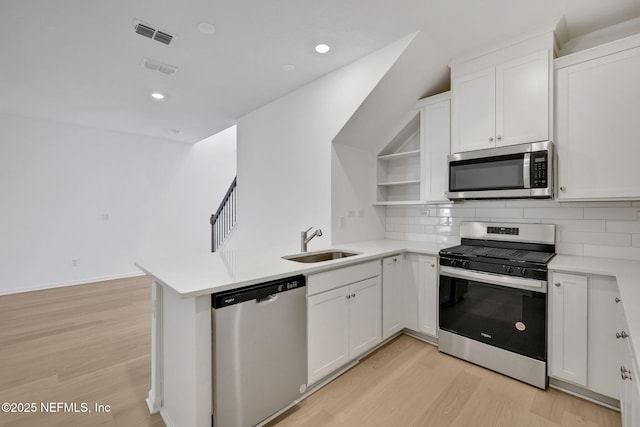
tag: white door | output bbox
[451,67,495,153]
[587,276,623,399]
[549,272,588,386]
[307,286,350,385]
[382,256,403,340]
[495,50,549,146]
[349,277,382,359]
[556,46,640,200]
[423,97,451,202]
[417,255,438,337]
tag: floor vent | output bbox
[134,20,174,46]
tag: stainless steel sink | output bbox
[282,250,360,263]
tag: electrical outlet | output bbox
[100,213,110,221]
[356,209,364,218]
[339,216,345,228]
[71,259,79,267]
[347,210,355,217]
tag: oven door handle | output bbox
[440,266,547,293]
[523,152,531,189]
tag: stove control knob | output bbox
[505,266,513,274]
[450,260,458,268]
[462,261,469,269]
[522,269,530,277]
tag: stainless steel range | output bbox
[438,221,555,389]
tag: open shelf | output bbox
[376,111,422,204]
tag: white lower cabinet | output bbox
[621,335,640,427]
[549,272,624,399]
[400,254,438,338]
[307,271,381,385]
[417,255,438,337]
[382,255,404,340]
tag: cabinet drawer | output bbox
[307,260,380,296]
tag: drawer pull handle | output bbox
[616,331,629,339]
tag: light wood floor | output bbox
[0,276,164,427]
[0,278,621,427]
[269,335,621,427]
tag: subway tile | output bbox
[631,201,640,207]
[583,245,640,261]
[555,243,584,256]
[416,216,441,226]
[558,201,632,208]
[394,224,425,233]
[386,216,414,225]
[386,231,405,240]
[460,200,507,208]
[385,207,405,217]
[584,207,640,220]
[437,235,461,245]
[405,233,437,243]
[633,235,640,248]
[524,207,583,219]
[606,220,640,233]
[554,219,605,232]
[437,207,476,218]
[490,218,542,224]
[556,230,631,247]
[475,207,523,218]
[505,199,560,208]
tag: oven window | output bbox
[439,275,546,360]
[449,154,524,191]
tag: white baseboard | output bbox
[0,271,146,296]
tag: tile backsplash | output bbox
[386,199,640,261]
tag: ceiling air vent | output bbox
[134,20,174,46]
[143,58,179,76]
[153,31,173,45]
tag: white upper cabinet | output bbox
[376,92,451,205]
[496,51,550,146]
[418,92,451,203]
[555,35,640,201]
[450,32,554,153]
[451,68,496,152]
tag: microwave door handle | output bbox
[523,152,531,188]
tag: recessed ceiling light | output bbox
[151,92,166,100]
[314,43,330,54]
[170,129,182,135]
[281,64,295,71]
[198,22,216,35]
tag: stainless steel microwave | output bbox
[447,141,553,200]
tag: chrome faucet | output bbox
[301,227,322,252]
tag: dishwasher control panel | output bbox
[211,275,306,309]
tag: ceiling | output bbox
[1,0,640,144]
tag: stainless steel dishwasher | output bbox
[211,275,307,427]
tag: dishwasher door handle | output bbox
[257,294,279,304]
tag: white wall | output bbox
[229,34,415,251]
[331,143,385,244]
[0,114,236,294]
[386,200,640,260]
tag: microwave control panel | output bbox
[530,151,548,188]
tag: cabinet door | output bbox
[403,253,419,331]
[349,277,382,359]
[451,67,495,153]
[382,256,403,340]
[307,287,350,385]
[495,50,549,146]
[549,273,588,386]
[423,97,451,202]
[417,255,438,337]
[621,337,639,427]
[587,276,623,399]
[556,46,640,200]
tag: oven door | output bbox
[439,267,546,361]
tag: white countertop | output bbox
[135,239,443,298]
[550,255,640,374]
